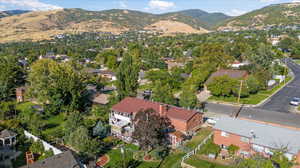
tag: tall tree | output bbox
[116,54,139,100]
[179,86,198,109]
[0,56,23,101]
[28,59,87,113]
[152,81,176,105]
[132,108,173,150]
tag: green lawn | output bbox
[16,102,66,141]
[209,76,292,105]
[185,128,212,150]
[160,152,184,168]
[104,128,213,168]
[185,156,233,168]
[104,144,160,168]
[294,59,300,64]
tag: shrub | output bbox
[228,144,239,156]
[199,138,221,157]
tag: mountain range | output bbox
[1,3,300,43]
[0,8,230,43]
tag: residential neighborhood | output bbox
[3,1,300,168]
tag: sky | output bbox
[0,0,300,16]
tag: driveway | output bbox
[258,58,300,113]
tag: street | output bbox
[206,59,300,128]
[259,58,300,113]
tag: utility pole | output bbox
[284,58,288,85]
[237,80,243,104]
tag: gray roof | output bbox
[19,151,81,168]
[0,129,17,139]
[214,117,300,155]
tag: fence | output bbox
[181,132,213,165]
[24,130,62,155]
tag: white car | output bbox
[290,97,300,106]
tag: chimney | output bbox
[296,150,300,164]
[159,104,167,117]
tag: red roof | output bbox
[112,97,200,121]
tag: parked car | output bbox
[290,97,300,106]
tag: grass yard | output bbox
[104,128,213,168]
[16,102,66,141]
[185,156,233,168]
[185,128,212,150]
[294,59,300,64]
[104,144,160,168]
[160,152,185,168]
[209,76,292,105]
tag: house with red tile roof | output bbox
[110,97,203,147]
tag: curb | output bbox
[207,69,295,108]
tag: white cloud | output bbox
[226,9,247,16]
[0,0,62,11]
[119,0,128,8]
[148,0,175,11]
[259,0,278,2]
[292,0,300,3]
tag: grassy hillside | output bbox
[218,3,300,31]
[0,8,212,43]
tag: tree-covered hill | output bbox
[217,3,300,31]
[0,10,30,18]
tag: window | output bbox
[240,137,249,143]
[221,131,229,137]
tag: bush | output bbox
[29,140,44,155]
[199,138,221,157]
[150,147,169,160]
[228,144,239,156]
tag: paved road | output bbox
[206,103,300,129]
[259,58,300,113]
[205,59,300,128]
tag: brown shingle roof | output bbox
[112,97,199,121]
[20,151,81,168]
[206,69,248,84]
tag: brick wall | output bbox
[186,113,202,133]
[213,130,251,151]
[297,151,300,164]
[169,113,203,135]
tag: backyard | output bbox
[104,127,213,168]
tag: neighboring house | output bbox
[163,58,185,70]
[92,94,110,105]
[269,37,281,46]
[20,151,82,168]
[39,52,56,60]
[214,117,300,164]
[110,97,203,147]
[205,69,248,86]
[230,61,250,69]
[138,71,150,85]
[86,68,116,81]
